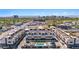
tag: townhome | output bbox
[0,28,24,48]
[23,28,57,48]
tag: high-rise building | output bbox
[13,15,19,18]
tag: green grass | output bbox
[46,18,79,27]
[74,25,79,28]
[0,17,79,27]
[0,18,32,25]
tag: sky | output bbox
[0,9,79,17]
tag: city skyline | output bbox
[0,9,79,17]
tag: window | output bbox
[45,33,47,35]
[26,41,30,43]
[42,33,45,35]
[26,33,28,35]
[30,29,32,30]
[39,29,41,30]
[31,33,34,35]
[8,37,11,39]
[46,36,52,38]
[8,41,11,43]
[42,29,45,30]
[34,33,37,35]
[53,33,55,35]
[50,33,52,35]
[28,33,31,35]
[39,33,41,35]
[70,41,73,43]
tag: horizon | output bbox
[0,9,79,17]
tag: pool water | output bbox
[35,43,46,46]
